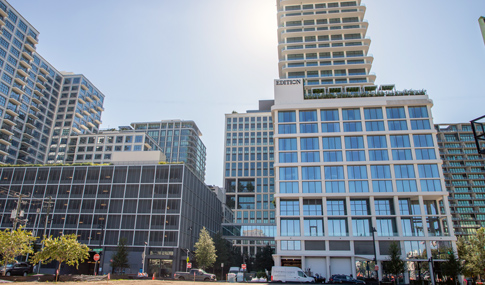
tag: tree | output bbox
[32,234,90,281]
[457,228,485,279]
[0,227,37,276]
[385,241,405,284]
[440,249,462,285]
[208,232,231,278]
[194,227,217,270]
[110,238,130,274]
[254,245,274,272]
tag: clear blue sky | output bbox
[9,0,485,186]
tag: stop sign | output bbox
[242,264,246,270]
[375,265,379,271]
[187,263,192,269]
[94,254,100,261]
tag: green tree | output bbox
[457,228,485,279]
[195,227,217,270]
[210,232,231,278]
[254,245,274,272]
[0,227,37,276]
[110,238,130,274]
[441,249,462,285]
[32,234,90,281]
[385,241,405,284]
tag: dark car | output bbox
[1,262,33,276]
[329,275,366,284]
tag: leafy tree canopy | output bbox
[0,227,37,276]
[195,227,217,270]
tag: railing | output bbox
[304,89,427,100]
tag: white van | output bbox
[271,266,315,283]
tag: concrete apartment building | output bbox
[0,1,105,166]
[435,123,485,237]
[271,0,455,282]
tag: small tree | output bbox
[457,228,485,279]
[0,227,37,276]
[209,232,231,278]
[254,245,274,273]
[195,227,217,270]
[32,234,90,281]
[110,238,130,274]
[385,241,405,284]
[441,249,462,285]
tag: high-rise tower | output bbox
[271,1,455,282]
[277,0,376,96]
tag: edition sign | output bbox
[275,79,302,86]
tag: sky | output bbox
[8,0,485,186]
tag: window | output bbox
[343,122,362,132]
[364,108,383,119]
[342,109,361,120]
[322,122,340,132]
[348,166,367,179]
[328,219,348,236]
[351,200,369,215]
[415,149,436,160]
[280,167,298,180]
[411,119,431,130]
[409,106,428,118]
[413,134,434,147]
[386,107,406,119]
[376,218,396,236]
[352,219,371,236]
[371,165,391,179]
[374,199,394,215]
[278,111,296,122]
[323,151,343,162]
[322,137,342,149]
[366,121,385,131]
[301,137,319,150]
[280,200,299,215]
[301,151,320,162]
[281,240,301,251]
[304,219,324,236]
[299,110,317,121]
[302,166,321,180]
[369,150,388,161]
[418,164,440,178]
[325,166,344,179]
[388,120,408,131]
[345,136,364,148]
[300,123,318,133]
[327,200,346,215]
[281,219,300,236]
[280,182,299,193]
[396,180,418,192]
[321,110,339,121]
[279,138,297,150]
[279,124,297,134]
[390,135,410,147]
[392,149,413,160]
[279,152,298,163]
[368,136,387,148]
[303,199,322,215]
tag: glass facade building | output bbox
[222,100,276,258]
[132,120,206,181]
[436,123,485,237]
[0,1,105,166]
[0,164,222,276]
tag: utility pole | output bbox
[11,193,29,230]
[37,196,54,274]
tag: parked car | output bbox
[173,268,216,281]
[329,275,365,284]
[0,262,33,276]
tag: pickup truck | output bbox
[173,269,216,281]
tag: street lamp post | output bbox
[372,227,378,281]
[142,241,148,273]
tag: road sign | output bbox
[187,263,192,269]
[93,248,103,253]
[374,265,379,271]
[242,264,246,270]
[94,254,100,261]
[187,256,190,262]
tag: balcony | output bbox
[28,111,38,120]
[87,121,95,128]
[19,59,32,69]
[0,134,11,146]
[0,144,8,156]
[3,114,16,125]
[31,96,42,104]
[33,89,43,97]
[96,106,104,112]
[0,125,13,136]
[23,130,33,139]
[39,67,48,75]
[94,119,102,125]
[19,147,29,155]
[14,77,27,86]
[8,96,21,106]
[24,43,35,53]
[72,126,82,134]
[75,112,83,118]
[5,108,18,117]
[25,119,35,129]
[82,110,90,116]
[21,139,32,147]
[17,68,28,78]
[85,96,93,103]
[89,108,96,114]
[81,84,88,91]
[30,104,40,112]
[92,94,100,101]
[26,35,38,45]
[0,9,6,18]
[37,74,47,82]
[35,82,45,90]
[11,86,24,96]
[80,124,89,130]
[22,51,34,62]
